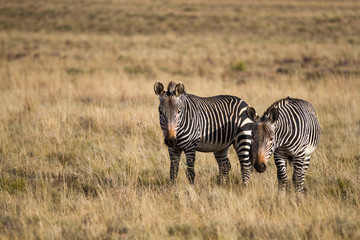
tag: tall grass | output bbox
[0,0,360,239]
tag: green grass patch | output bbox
[123,65,153,76]
[0,176,26,194]
[230,61,246,72]
[66,68,84,75]
[167,223,199,238]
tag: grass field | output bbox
[0,0,360,239]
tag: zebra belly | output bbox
[195,141,231,153]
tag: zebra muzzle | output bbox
[254,151,267,173]
[254,162,267,173]
[164,137,177,147]
[165,126,177,147]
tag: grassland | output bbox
[0,0,360,239]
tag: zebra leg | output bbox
[184,148,196,184]
[214,148,231,184]
[292,153,309,195]
[274,150,289,192]
[234,138,252,187]
[168,147,182,183]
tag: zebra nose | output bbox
[254,162,267,173]
[164,137,177,147]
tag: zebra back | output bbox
[175,93,252,150]
[264,97,321,154]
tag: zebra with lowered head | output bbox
[247,97,321,194]
[154,81,254,185]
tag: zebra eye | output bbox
[177,110,181,114]
[269,137,273,141]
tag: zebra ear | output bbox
[175,82,185,96]
[269,107,279,123]
[247,106,259,122]
[154,81,165,96]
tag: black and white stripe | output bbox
[248,97,321,194]
[155,81,254,185]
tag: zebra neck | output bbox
[274,117,290,149]
[178,94,199,131]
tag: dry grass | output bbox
[0,0,360,239]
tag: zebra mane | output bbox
[165,81,186,97]
[167,81,177,93]
[263,96,291,117]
